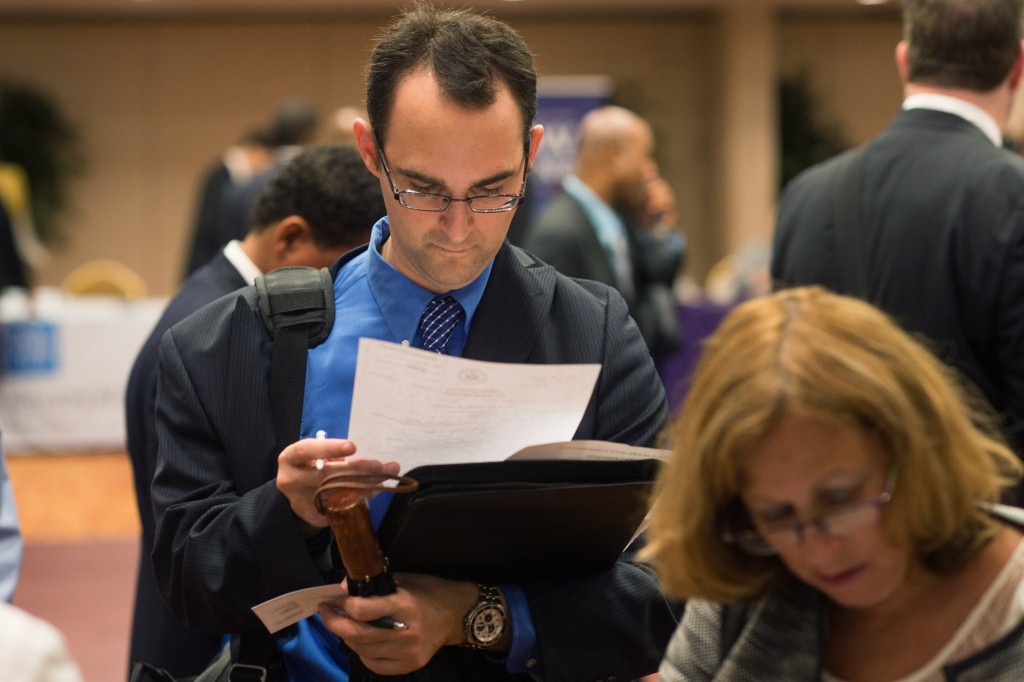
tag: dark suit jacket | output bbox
[524,190,623,304]
[772,108,1024,452]
[151,242,677,681]
[525,189,683,358]
[125,252,245,676]
[213,165,279,259]
[183,161,233,278]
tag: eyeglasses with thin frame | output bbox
[374,132,528,213]
[721,464,898,556]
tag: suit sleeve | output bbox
[151,306,332,633]
[522,285,678,680]
[995,215,1024,452]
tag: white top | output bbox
[823,537,1024,682]
[0,602,83,682]
[902,93,1002,147]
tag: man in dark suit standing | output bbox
[181,129,273,279]
[772,0,1024,454]
[125,144,383,678]
[151,5,677,681]
[524,105,685,358]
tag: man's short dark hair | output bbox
[903,0,1023,91]
[250,144,384,249]
[365,2,537,146]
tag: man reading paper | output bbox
[151,5,676,681]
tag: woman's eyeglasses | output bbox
[722,465,897,556]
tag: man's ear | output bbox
[527,124,544,172]
[353,118,380,176]
[271,216,312,261]
[1009,41,1024,91]
[895,40,910,85]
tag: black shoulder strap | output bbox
[255,266,335,455]
[834,146,869,299]
[229,266,334,681]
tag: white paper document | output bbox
[347,338,602,473]
[252,584,345,634]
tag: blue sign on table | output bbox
[1,321,59,375]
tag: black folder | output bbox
[376,457,660,583]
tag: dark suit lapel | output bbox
[464,242,554,364]
[207,251,248,292]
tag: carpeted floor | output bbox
[7,450,140,542]
[7,450,139,682]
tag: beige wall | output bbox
[779,16,905,145]
[0,12,907,297]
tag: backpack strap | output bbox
[229,266,334,680]
[833,146,869,299]
[255,266,335,454]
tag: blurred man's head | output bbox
[902,0,1023,91]
[575,105,657,211]
[265,98,321,148]
[244,143,384,272]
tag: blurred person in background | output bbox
[214,99,322,252]
[772,0,1024,464]
[183,98,322,279]
[524,105,685,359]
[182,128,274,278]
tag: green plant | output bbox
[779,71,850,190]
[0,79,86,245]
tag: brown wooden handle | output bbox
[314,472,418,582]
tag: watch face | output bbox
[471,605,506,645]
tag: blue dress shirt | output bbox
[561,174,635,301]
[279,218,539,678]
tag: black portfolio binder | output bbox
[376,457,660,583]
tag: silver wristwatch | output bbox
[462,583,506,649]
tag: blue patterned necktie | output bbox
[418,295,465,354]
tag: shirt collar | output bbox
[222,239,263,285]
[365,217,491,343]
[561,174,629,241]
[902,93,1002,147]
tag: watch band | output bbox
[462,583,506,649]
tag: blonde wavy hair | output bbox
[642,286,1021,603]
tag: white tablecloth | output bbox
[0,289,167,453]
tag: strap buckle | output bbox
[228,663,267,682]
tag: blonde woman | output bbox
[643,286,1024,681]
